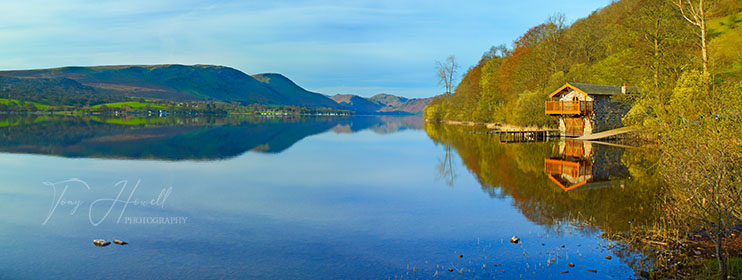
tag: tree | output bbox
[660,71,742,280]
[632,0,688,90]
[436,55,459,97]
[673,0,714,73]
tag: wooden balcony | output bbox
[545,100,593,115]
[544,158,594,192]
[544,158,592,179]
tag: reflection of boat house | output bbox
[543,140,630,192]
[545,83,632,137]
[544,140,593,191]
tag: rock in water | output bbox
[113,240,128,245]
[93,239,111,247]
[510,236,520,244]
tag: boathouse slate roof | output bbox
[549,82,636,99]
[568,83,623,96]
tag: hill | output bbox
[0,64,431,114]
[369,94,408,107]
[330,94,431,114]
[0,65,289,105]
[252,73,341,108]
[381,97,433,114]
[330,94,383,113]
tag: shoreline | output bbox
[425,118,557,132]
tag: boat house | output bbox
[545,83,632,136]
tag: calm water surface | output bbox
[0,115,659,279]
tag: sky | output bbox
[0,0,612,99]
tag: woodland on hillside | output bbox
[424,0,742,129]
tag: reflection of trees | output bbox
[436,144,457,187]
[423,122,662,234]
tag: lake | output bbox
[0,115,660,279]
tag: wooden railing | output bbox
[544,158,594,192]
[545,100,593,115]
[544,158,593,179]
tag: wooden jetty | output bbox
[575,127,635,141]
[487,127,633,143]
[498,130,558,143]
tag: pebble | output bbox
[510,236,520,244]
[93,239,111,247]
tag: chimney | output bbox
[621,83,627,94]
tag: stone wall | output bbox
[590,95,630,133]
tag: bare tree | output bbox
[673,0,714,73]
[436,55,459,97]
[436,144,457,187]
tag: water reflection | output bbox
[0,114,422,160]
[436,144,457,186]
[0,116,663,278]
[424,122,661,233]
[545,139,629,192]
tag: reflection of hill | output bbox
[330,116,424,134]
[0,115,422,160]
[424,122,662,234]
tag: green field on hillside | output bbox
[0,98,50,110]
[91,101,167,110]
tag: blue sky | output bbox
[0,0,612,98]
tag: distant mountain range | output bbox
[330,93,431,114]
[0,64,431,114]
